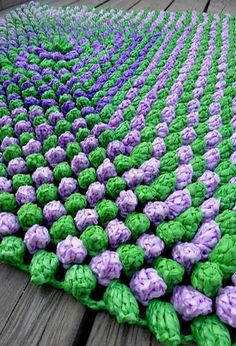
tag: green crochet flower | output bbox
[117,244,144,276]
[17,203,43,231]
[50,215,77,244]
[80,226,108,257]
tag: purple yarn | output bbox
[209,102,221,116]
[45,146,66,168]
[24,225,50,254]
[152,137,166,159]
[43,201,67,225]
[58,177,77,200]
[140,158,160,184]
[90,250,122,286]
[177,146,193,164]
[116,190,138,217]
[232,273,236,286]
[22,139,42,156]
[181,127,197,145]
[0,212,20,237]
[105,219,131,248]
[207,114,222,130]
[129,268,167,306]
[187,112,198,127]
[122,168,143,189]
[216,286,236,328]
[200,197,220,222]
[122,130,141,154]
[166,189,191,219]
[204,148,221,170]
[97,159,117,183]
[1,137,18,151]
[16,185,36,205]
[171,285,212,320]
[161,106,175,123]
[143,201,169,225]
[72,118,87,135]
[107,140,126,161]
[0,177,12,193]
[35,123,54,142]
[80,135,98,154]
[74,209,99,232]
[175,164,193,189]
[58,132,75,150]
[32,167,54,187]
[198,171,220,198]
[86,182,105,207]
[192,220,221,259]
[14,120,33,137]
[136,234,164,262]
[48,111,64,126]
[156,122,169,138]
[172,242,201,273]
[71,153,89,175]
[56,235,87,269]
[205,130,222,149]
[131,114,145,130]
[7,157,27,176]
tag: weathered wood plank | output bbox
[86,312,160,346]
[0,265,29,332]
[0,280,86,346]
[168,0,208,12]
[0,0,26,10]
[132,0,173,10]
[101,0,141,10]
[207,0,236,15]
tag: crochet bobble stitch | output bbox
[0,2,236,345]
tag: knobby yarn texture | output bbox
[0,2,236,345]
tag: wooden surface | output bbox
[0,0,236,345]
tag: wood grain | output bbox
[168,0,208,11]
[207,0,236,15]
[101,0,141,10]
[132,0,173,10]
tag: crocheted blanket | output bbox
[0,2,236,344]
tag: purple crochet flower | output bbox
[177,146,193,164]
[140,158,160,184]
[216,286,236,328]
[16,185,36,205]
[0,212,20,237]
[181,127,197,145]
[171,285,212,320]
[205,130,222,149]
[58,132,75,150]
[0,177,12,193]
[232,273,236,286]
[136,234,164,262]
[122,130,141,154]
[200,197,220,222]
[72,118,87,135]
[58,177,77,200]
[207,114,222,130]
[22,139,42,156]
[152,137,166,159]
[131,114,145,130]
[172,242,201,273]
[129,268,167,306]
[24,225,50,254]
[116,190,138,217]
[86,182,105,207]
[8,158,27,176]
[1,137,18,151]
[166,189,191,219]
[32,167,54,187]
[48,111,64,126]
[90,250,122,286]
[14,120,33,137]
[156,122,169,138]
[209,102,221,116]
[175,164,193,189]
[198,171,220,198]
[107,140,126,161]
[161,106,175,123]
[43,201,67,225]
[56,235,87,269]
[143,201,169,225]
[187,112,198,127]
[35,123,53,142]
[204,148,221,170]
[105,219,131,248]
[71,153,89,175]
[74,209,99,232]
[192,220,221,259]
[45,146,66,168]
[80,135,98,154]
[122,168,143,189]
[97,158,117,183]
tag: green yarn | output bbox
[164,133,183,152]
[42,135,58,153]
[64,193,87,217]
[63,264,96,299]
[103,280,139,324]
[117,244,145,276]
[131,142,152,167]
[36,183,58,206]
[153,257,185,292]
[215,210,236,235]
[156,221,185,247]
[55,119,71,136]
[0,124,14,142]
[113,154,134,174]
[85,114,101,129]
[159,151,179,173]
[26,153,47,172]
[191,316,231,346]
[95,199,119,225]
[209,234,236,279]
[12,174,33,191]
[53,162,72,182]
[191,138,206,155]
[114,121,130,140]
[190,156,206,179]
[215,160,236,183]
[50,215,77,244]
[125,213,150,239]
[0,236,26,266]
[146,300,181,346]
[134,185,156,204]
[76,128,90,143]
[214,183,236,211]
[141,125,156,142]
[80,226,108,256]
[30,250,59,285]
[3,144,22,162]
[98,129,115,148]
[105,176,126,199]
[88,147,106,169]
[19,132,35,146]
[66,108,81,123]
[151,173,177,201]
[66,142,81,162]
[0,192,17,212]
[187,182,206,207]
[78,167,96,190]
[176,207,203,241]
[191,262,222,297]
[0,163,8,177]
[17,203,43,231]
